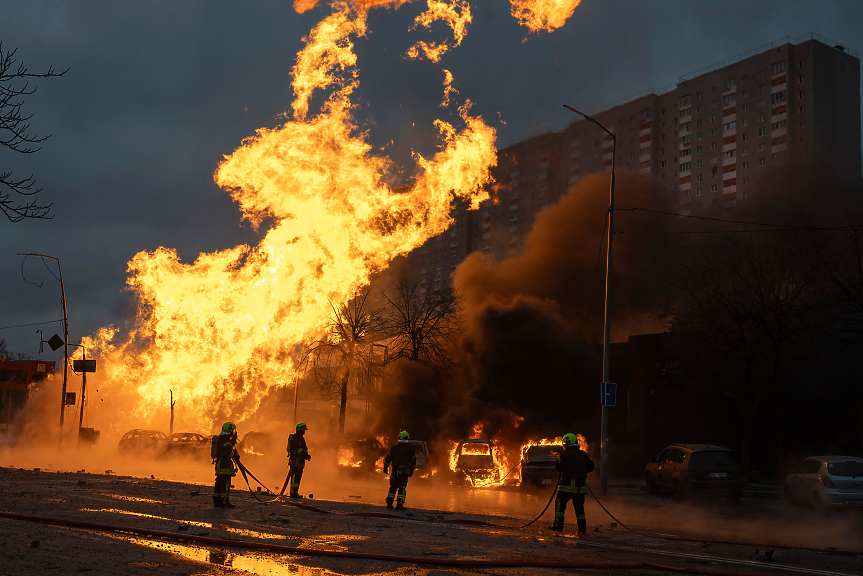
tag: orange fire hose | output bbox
[0,510,793,576]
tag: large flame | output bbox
[88,1,496,432]
[509,0,581,33]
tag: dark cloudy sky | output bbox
[1,0,861,363]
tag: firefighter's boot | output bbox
[289,493,303,499]
[386,502,394,509]
[223,501,236,509]
[395,503,406,510]
[212,495,221,508]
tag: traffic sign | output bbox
[601,382,617,407]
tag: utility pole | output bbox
[77,348,87,442]
[19,253,69,446]
[169,390,175,436]
[562,106,616,495]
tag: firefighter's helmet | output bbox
[398,430,410,441]
[296,422,308,432]
[221,422,237,433]
[562,433,578,447]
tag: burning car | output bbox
[117,429,168,456]
[164,432,209,460]
[521,444,563,487]
[238,431,275,460]
[339,438,388,472]
[408,440,433,471]
[452,439,499,486]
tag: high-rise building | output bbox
[406,34,861,294]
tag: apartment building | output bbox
[406,34,861,294]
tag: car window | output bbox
[664,449,680,463]
[461,443,491,455]
[677,451,688,464]
[827,461,863,477]
[793,460,810,474]
[657,449,671,463]
[805,459,823,474]
[689,451,737,467]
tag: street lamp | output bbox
[18,253,69,446]
[563,105,616,496]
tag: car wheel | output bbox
[645,473,657,495]
[672,479,686,502]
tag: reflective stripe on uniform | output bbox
[558,479,588,493]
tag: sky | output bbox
[1,0,862,365]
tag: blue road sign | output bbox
[601,382,617,407]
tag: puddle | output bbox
[115,536,344,575]
[96,493,167,505]
[81,508,290,540]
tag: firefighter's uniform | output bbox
[549,434,595,534]
[287,422,311,498]
[383,431,417,510]
[213,422,240,508]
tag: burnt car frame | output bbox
[453,439,498,485]
[164,432,209,460]
[118,429,168,455]
[521,444,564,487]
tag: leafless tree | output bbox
[308,292,383,434]
[661,232,821,472]
[813,210,863,333]
[381,268,463,377]
[1,43,67,222]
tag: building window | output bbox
[711,142,718,150]
[711,128,717,136]
[697,105,703,113]
[696,91,703,100]
[771,61,786,75]
[723,150,736,159]
[770,92,786,104]
[741,104,749,112]
[742,133,749,141]
[696,174,702,182]
[799,60,805,68]
[696,147,703,155]
[758,128,766,136]
[679,95,691,106]
[743,118,750,127]
[660,160,667,168]
[682,190,689,197]
[711,101,718,109]
[640,147,650,156]
[711,184,718,192]
[680,121,691,131]
[758,99,766,107]
[799,120,805,128]
[712,86,719,95]
[758,157,766,166]
[723,121,736,131]
[758,143,766,151]
[722,79,736,91]
[680,134,692,144]
[742,147,748,155]
[800,105,806,113]
[696,118,703,126]
[711,114,718,122]
[799,90,805,98]
[661,121,667,129]
[742,90,749,98]
[722,93,736,105]
[640,160,651,168]
[758,84,766,93]
[742,162,749,170]
[771,120,787,130]
[680,148,691,157]
[758,70,765,79]
[696,188,702,196]
[679,161,691,172]
[799,74,806,83]
[742,75,749,83]
[696,132,703,140]
[712,156,718,164]
[800,136,807,143]
[662,108,667,115]
[696,159,703,167]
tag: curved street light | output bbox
[563,105,616,496]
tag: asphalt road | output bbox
[0,459,861,576]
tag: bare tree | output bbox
[813,210,863,333]
[661,232,821,472]
[381,268,463,376]
[1,43,67,222]
[308,292,383,434]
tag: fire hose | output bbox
[235,461,863,557]
[0,510,799,576]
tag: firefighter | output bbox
[383,430,417,510]
[548,433,595,534]
[212,422,241,508]
[286,422,311,498]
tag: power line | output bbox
[616,205,848,231]
[0,319,63,331]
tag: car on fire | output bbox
[521,445,564,487]
[117,429,168,455]
[453,439,498,485]
[164,432,210,460]
[238,431,275,460]
[783,456,863,510]
[407,440,433,472]
[645,443,744,502]
[340,438,388,472]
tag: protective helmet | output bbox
[398,430,410,441]
[221,422,237,433]
[562,433,578,447]
[296,422,308,432]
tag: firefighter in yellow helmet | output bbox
[212,422,241,508]
[548,433,595,534]
[383,430,417,510]
[286,422,311,498]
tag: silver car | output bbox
[783,456,863,509]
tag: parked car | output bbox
[454,439,498,485]
[521,445,563,487]
[783,456,863,509]
[118,429,168,455]
[165,432,209,460]
[645,443,744,501]
[407,440,433,472]
[238,431,275,459]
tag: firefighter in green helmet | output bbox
[548,433,595,534]
[212,422,241,508]
[383,430,417,510]
[286,422,311,498]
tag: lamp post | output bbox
[563,105,616,496]
[18,253,69,446]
